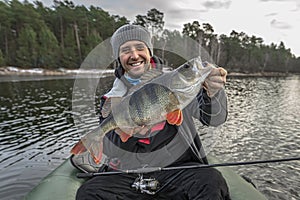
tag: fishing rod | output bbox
[77,156,300,178]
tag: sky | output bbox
[28,0,300,57]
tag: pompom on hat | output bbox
[110,24,153,59]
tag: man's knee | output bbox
[188,168,230,200]
[76,183,105,200]
[76,184,90,200]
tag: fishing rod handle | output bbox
[77,170,124,178]
[77,173,94,178]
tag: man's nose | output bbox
[130,49,139,60]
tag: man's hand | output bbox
[203,66,227,97]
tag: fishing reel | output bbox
[131,174,160,195]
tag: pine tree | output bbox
[15,25,38,68]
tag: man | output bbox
[72,24,230,200]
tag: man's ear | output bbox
[114,59,125,79]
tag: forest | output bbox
[0,0,299,73]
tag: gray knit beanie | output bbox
[110,24,153,59]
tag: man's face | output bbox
[119,40,151,79]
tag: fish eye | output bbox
[183,64,190,68]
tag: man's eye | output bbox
[121,48,130,54]
[136,45,145,51]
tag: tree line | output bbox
[0,0,299,73]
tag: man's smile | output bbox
[129,61,144,67]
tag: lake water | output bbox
[0,74,299,200]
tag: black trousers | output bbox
[76,167,231,200]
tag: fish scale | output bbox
[128,83,179,125]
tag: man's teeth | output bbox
[131,62,142,66]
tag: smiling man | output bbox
[119,40,151,78]
[72,24,230,200]
[112,25,154,80]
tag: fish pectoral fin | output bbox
[70,140,87,155]
[115,128,132,142]
[166,109,183,125]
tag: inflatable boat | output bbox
[25,157,267,200]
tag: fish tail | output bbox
[70,133,104,164]
[70,140,87,154]
[70,126,103,163]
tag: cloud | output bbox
[265,13,278,17]
[260,0,300,11]
[202,0,232,9]
[166,22,184,30]
[163,8,208,31]
[260,0,294,2]
[270,19,292,29]
[260,0,282,1]
[167,8,207,19]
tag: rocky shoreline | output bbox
[227,71,292,77]
[0,66,114,76]
[0,66,294,77]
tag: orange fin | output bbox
[90,142,103,164]
[70,140,103,165]
[166,109,183,125]
[116,129,132,142]
[120,132,132,142]
[70,140,87,155]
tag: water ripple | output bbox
[0,76,299,200]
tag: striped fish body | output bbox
[114,83,180,128]
[71,57,214,164]
[71,83,181,164]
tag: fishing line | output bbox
[181,132,201,162]
[77,156,300,178]
[198,89,225,118]
[179,125,205,164]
